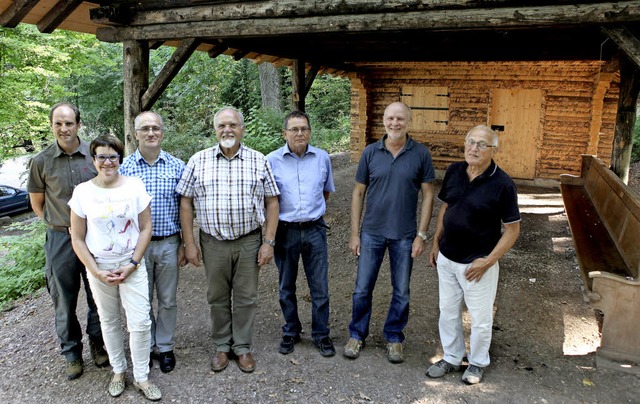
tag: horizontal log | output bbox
[96,2,640,42]
[94,1,599,25]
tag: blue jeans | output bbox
[274,221,330,342]
[349,232,413,343]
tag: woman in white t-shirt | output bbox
[69,134,160,401]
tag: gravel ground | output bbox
[1,153,640,403]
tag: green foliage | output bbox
[243,107,286,154]
[633,118,640,163]
[0,220,47,308]
[0,27,125,158]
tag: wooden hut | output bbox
[350,60,620,183]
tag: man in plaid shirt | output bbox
[177,106,279,374]
[120,111,186,373]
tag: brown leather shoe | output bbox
[211,351,229,372]
[237,352,255,373]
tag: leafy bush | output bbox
[0,220,47,309]
[243,107,286,155]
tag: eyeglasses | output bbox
[135,126,162,133]
[95,154,120,163]
[286,127,310,134]
[465,139,496,150]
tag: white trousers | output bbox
[87,259,151,382]
[436,252,499,368]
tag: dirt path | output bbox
[1,154,640,403]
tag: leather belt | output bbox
[150,233,179,241]
[279,218,327,229]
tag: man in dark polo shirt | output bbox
[426,125,521,385]
[344,102,435,364]
[27,102,108,380]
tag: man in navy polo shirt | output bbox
[344,102,435,364]
[426,125,521,385]
[120,111,186,373]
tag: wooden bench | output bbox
[560,155,640,373]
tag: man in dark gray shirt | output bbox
[27,102,108,380]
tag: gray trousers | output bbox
[200,229,260,356]
[144,234,180,353]
[44,228,103,361]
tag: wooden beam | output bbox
[37,0,83,34]
[290,61,320,112]
[292,59,305,112]
[602,25,640,69]
[0,0,39,28]
[141,38,201,111]
[96,1,640,42]
[611,55,640,183]
[115,1,640,26]
[304,65,320,96]
[123,40,149,156]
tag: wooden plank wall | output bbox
[349,61,620,179]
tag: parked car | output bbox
[0,184,31,216]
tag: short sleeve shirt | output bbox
[438,160,521,264]
[68,176,152,264]
[175,144,280,241]
[267,143,335,222]
[119,149,185,237]
[356,135,435,239]
[27,139,97,227]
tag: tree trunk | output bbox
[258,63,281,111]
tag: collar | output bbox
[463,159,498,180]
[214,143,244,160]
[133,149,165,166]
[54,138,89,157]
[283,143,314,157]
[376,134,414,152]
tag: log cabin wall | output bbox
[349,61,620,181]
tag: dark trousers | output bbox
[274,221,330,342]
[44,228,103,361]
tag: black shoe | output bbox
[315,336,336,357]
[159,351,176,373]
[279,335,300,355]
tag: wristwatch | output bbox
[130,258,141,269]
[417,231,428,241]
[264,239,276,247]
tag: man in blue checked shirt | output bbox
[120,111,186,373]
[267,111,336,357]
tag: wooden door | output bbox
[489,89,542,179]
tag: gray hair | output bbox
[466,125,498,147]
[213,106,245,128]
[134,111,165,130]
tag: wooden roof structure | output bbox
[2,0,640,178]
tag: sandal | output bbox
[133,381,162,401]
[108,373,126,397]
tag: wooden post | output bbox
[123,40,149,156]
[292,59,306,112]
[611,55,640,183]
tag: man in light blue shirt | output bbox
[267,110,336,357]
[120,111,186,373]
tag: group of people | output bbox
[27,100,520,400]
